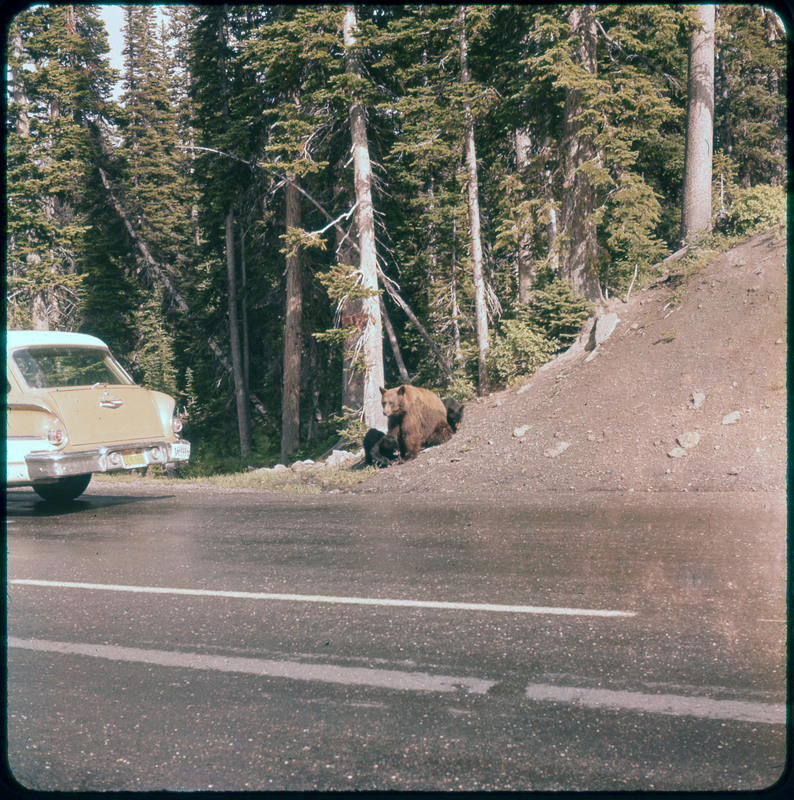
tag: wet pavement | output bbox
[4,483,788,791]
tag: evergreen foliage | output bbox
[5,4,788,471]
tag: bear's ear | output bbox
[397,385,406,395]
[379,386,386,396]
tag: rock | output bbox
[544,441,570,458]
[677,431,700,449]
[513,425,530,438]
[722,411,741,425]
[291,459,319,472]
[667,447,687,459]
[324,450,357,469]
[586,312,620,351]
[690,391,706,410]
[272,463,289,472]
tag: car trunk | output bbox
[47,385,165,447]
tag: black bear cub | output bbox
[443,397,463,432]
[364,428,399,468]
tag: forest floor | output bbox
[352,225,788,501]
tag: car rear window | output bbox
[12,347,134,389]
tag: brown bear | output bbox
[380,384,453,461]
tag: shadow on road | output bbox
[5,491,174,518]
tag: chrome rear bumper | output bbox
[25,439,191,481]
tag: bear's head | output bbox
[380,385,407,418]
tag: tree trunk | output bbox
[450,220,462,363]
[515,127,535,304]
[381,299,410,384]
[334,157,365,414]
[459,5,490,396]
[560,5,603,303]
[343,6,387,429]
[240,228,250,394]
[281,178,303,462]
[10,29,30,137]
[681,4,715,244]
[226,208,252,457]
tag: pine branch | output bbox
[595,18,682,92]
[178,144,361,256]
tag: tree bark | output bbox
[281,178,303,462]
[343,6,387,429]
[225,208,252,457]
[459,5,490,395]
[450,220,462,363]
[515,127,535,304]
[560,4,603,303]
[681,4,715,244]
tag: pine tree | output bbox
[6,5,116,331]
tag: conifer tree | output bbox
[6,5,115,331]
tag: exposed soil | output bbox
[354,227,787,500]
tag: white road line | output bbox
[7,637,494,695]
[524,683,786,725]
[8,579,635,618]
[7,637,785,724]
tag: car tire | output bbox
[33,474,92,503]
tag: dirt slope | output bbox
[356,226,787,499]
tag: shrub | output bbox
[487,321,557,388]
[525,267,594,348]
[442,373,477,403]
[724,185,786,235]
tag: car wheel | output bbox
[33,474,92,503]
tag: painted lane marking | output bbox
[7,637,785,724]
[8,579,636,618]
[524,683,786,725]
[7,637,494,695]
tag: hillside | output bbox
[356,227,787,499]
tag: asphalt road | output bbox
[4,482,788,792]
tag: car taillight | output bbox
[47,428,67,446]
[171,416,183,435]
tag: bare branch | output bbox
[98,167,272,423]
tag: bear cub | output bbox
[364,428,399,468]
[442,397,463,432]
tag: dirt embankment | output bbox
[355,227,787,499]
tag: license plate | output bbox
[121,450,146,468]
[171,443,190,460]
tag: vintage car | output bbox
[6,330,190,502]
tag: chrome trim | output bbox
[4,400,59,414]
[99,395,124,408]
[25,439,191,481]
